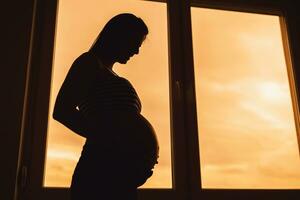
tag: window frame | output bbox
[19,0,300,200]
[182,0,300,199]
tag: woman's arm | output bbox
[52,53,98,138]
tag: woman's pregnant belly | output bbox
[86,111,159,170]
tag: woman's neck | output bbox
[94,48,115,70]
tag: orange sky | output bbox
[192,8,300,188]
[44,0,300,189]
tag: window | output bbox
[191,7,300,189]
[44,0,171,189]
[23,0,300,200]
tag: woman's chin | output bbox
[118,60,127,64]
[118,56,131,64]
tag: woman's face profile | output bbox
[116,35,145,64]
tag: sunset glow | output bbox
[192,8,300,188]
[43,0,300,189]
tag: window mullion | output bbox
[179,3,202,200]
[283,8,300,154]
[167,0,200,199]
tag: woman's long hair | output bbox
[90,13,148,54]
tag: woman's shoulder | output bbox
[72,52,112,78]
[74,51,97,66]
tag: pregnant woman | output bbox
[53,13,159,200]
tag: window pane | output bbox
[44,0,171,188]
[191,8,300,189]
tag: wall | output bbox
[1,1,35,199]
[0,0,299,200]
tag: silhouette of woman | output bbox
[53,13,159,200]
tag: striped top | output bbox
[78,53,142,118]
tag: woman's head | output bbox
[91,13,148,64]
